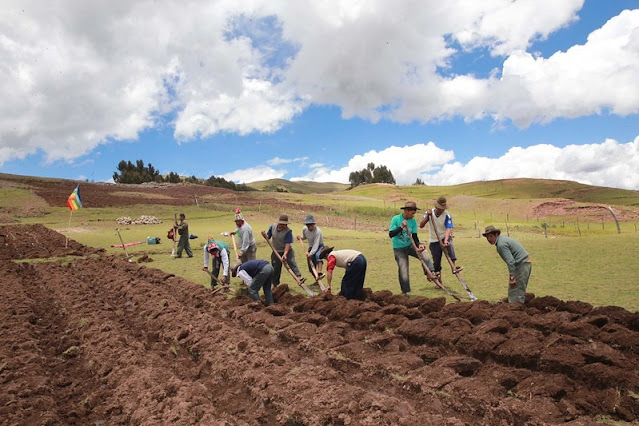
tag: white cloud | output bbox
[291,142,454,184]
[288,136,639,190]
[221,165,286,183]
[1,0,638,167]
[423,136,639,190]
[267,156,309,166]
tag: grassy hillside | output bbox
[248,178,350,194]
[346,178,639,206]
[2,172,639,310]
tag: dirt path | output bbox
[1,224,639,424]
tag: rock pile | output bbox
[115,216,162,225]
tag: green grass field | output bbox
[14,198,639,312]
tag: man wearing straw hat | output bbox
[482,225,532,303]
[388,201,436,296]
[300,214,325,278]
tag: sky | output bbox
[1,0,639,189]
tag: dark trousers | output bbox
[209,257,230,288]
[271,250,301,285]
[429,240,457,272]
[341,254,367,300]
[249,264,275,306]
[177,233,192,257]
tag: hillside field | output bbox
[1,173,639,424]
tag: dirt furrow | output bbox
[2,223,639,424]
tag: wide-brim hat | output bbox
[319,246,334,259]
[435,196,447,209]
[400,201,420,211]
[482,225,501,236]
[277,214,289,225]
[303,214,316,225]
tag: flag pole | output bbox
[66,209,73,248]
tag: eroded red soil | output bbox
[2,224,639,425]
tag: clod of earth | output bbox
[1,224,639,424]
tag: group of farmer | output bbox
[174,196,531,306]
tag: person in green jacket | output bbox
[483,226,532,303]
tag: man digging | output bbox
[483,225,532,303]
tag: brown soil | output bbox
[533,200,639,221]
[2,224,639,424]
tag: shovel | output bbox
[116,228,133,262]
[204,269,232,294]
[171,213,177,257]
[296,236,326,291]
[405,227,460,302]
[430,218,478,301]
[261,231,314,296]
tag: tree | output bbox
[204,175,254,191]
[165,172,182,183]
[113,159,162,184]
[349,163,395,188]
[413,177,425,185]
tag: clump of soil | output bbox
[1,224,638,424]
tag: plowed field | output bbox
[2,224,639,425]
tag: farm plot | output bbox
[1,224,639,424]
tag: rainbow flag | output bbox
[66,185,83,211]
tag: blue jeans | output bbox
[249,264,275,305]
[393,246,434,294]
[306,244,324,275]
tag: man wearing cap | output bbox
[265,214,304,286]
[231,260,275,306]
[231,208,257,262]
[300,214,325,278]
[419,196,462,281]
[175,213,193,258]
[202,238,231,290]
[319,246,366,300]
[482,226,532,303]
[389,201,436,295]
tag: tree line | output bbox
[112,160,253,191]
[114,159,418,191]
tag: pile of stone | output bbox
[116,216,132,225]
[132,215,162,225]
[115,216,162,225]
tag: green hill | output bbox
[248,178,349,194]
[344,178,639,206]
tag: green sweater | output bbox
[495,235,529,275]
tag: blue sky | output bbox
[1,0,638,189]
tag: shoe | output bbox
[403,292,411,298]
[188,255,193,258]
